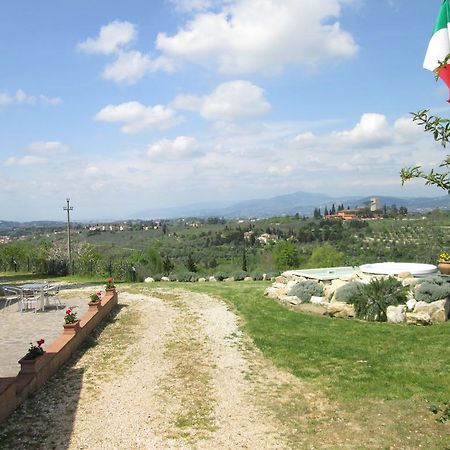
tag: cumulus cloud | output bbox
[95,101,182,133]
[4,155,47,166]
[79,21,172,84]
[78,20,136,54]
[147,136,201,159]
[168,0,215,12]
[28,141,68,154]
[102,50,173,84]
[173,80,270,121]
[0,93,12,106]
[333,113,391,147]
[0,89,61,107]
[157,0,358,74]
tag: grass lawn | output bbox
[174,281,450,447]
[181,282,450,402]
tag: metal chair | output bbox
[20,288,44,313]
[44,284,62,310]
[1,286,22,312]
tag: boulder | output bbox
[224,277,235,282]
[323,279,348,301]
[406,311,432,326]
[310,296,327,305]
[275,275,288,284]
[144,277,155,283]
[265,286,288,299]
[414,299,450,323]
[279,295,301,305]
[406,298,417,312]
[325,301,355,319]
[402,277,418,288]
[387,305,406,324]
[161,276,170,282]
[398,271,413,279]
[198,277,207,282]
[244,276,253,282]
[286,280,299,290]
[209,276,217,282]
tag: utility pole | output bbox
[63,198,73,265]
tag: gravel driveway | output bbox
[0,288,328,449]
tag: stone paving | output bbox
[0,287,92,377]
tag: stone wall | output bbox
[266,271,450,325]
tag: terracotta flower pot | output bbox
[88,300,102,311]
[63,320,80,335]
[18,354,45,374]
[438,262,450,275]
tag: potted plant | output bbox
[438,251,450,275]
[105,277,116,292]
[88,291,102,310]
[19,339,45,374]
[63,308,80,334]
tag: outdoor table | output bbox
[20,283,49,311]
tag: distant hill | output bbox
[132,191,450,219]
[0,221,65,232]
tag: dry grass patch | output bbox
[151,290,217,443]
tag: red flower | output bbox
[37,339,45,346]
[66,309,71,315]
[96,292,102,296]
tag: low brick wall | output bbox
[0,289,118,423]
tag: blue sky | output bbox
[0,0,448,221]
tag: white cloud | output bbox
[169,0,217,12]
[78,20,136,55]
[102,50,173,84]
[95,101,182,133]
[147,136,201,159]
[80,21,173,84]
[15,89,36,104]
[40,95,62,105]
[0,93,12,106]
[0,90,61,107]
[85,166,100,175]
[333,113,391,148]
[28,141,68,154]
[157,0,358,74]
[4,155,47,166]
[173,80,270,121]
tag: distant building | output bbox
[370,197,381,212]
[257,233,279,244]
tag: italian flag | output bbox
[424,0,450,101]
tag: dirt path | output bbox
[1,288,336,449]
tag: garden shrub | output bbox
[265,271,280,280]
[152,273,162,282]
[415,279,450,303]
[348,277,408,322]
[288,280,324,302]
[177,272,198,282]
[334,281,365,303]
[251,272,264,281]
[169,273,177,282]
[233,271,247,281]
[214,272,228,281]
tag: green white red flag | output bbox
[424,0,450,101]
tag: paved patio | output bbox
[0,288,91,377]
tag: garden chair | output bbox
[1,286,22,312]
[20,287,44,313]
[44,284,62,310]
